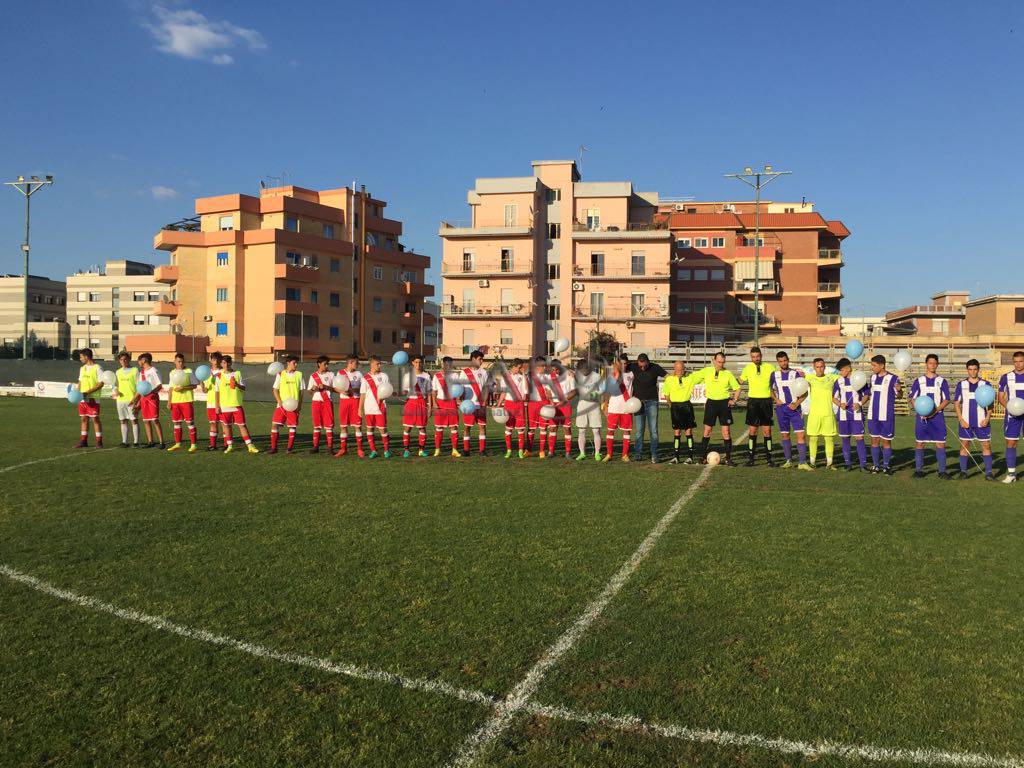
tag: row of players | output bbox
[70,346,1024,481]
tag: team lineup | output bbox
[67,345,1024,481]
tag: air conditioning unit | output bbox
[723,203,735,212]
[478,279,490,288]
[673,204,686,211]
[571,282,584,291]
[626,321,636,328]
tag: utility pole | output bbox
[724,165,790,345]
[4,175,54,359]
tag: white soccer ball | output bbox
[539,404,557,420]
[849,370,869,390]
[706,451,721,466]
[491,407,509,424]
[624,397,642,414]
[790,378,809,397]
[377,382,394,399]
[282,398,299,412]
[267,361,284,376]
[333,373,350,392]
[1008,397,1024,418]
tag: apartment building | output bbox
[661,200,850,339]
[439,160,672,357]
[149,184,433,362]
[67,260,172,359]
[0,274,68,351]
[883,290,971,335]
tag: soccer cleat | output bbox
[403,449,411,458]
[577,452,588,462]
[367,451,378,459]
[247,444,259,454]
[383,451,392,459]
[622,455,631,462]
[984,474,994,481]
[827,462,838,471]
[418,449,428,457]
[780,460,793,468]
[724,459,738,467]
[519,450,527,459]
[958,471,969,479]
[602,453,612,462]
[357,449,366,458]
[188,445,197,453]
[433,448,441,457]
[882,468,894,476]
[224,445,235,453]
[310,447,320,455]
[869,465,881,474]
[74,440,88,449]
[651,457,658,464]
[95,440,104,449]
[167,443,181,452]
[286,448,294,455]
[334,448,347,458]
[206,445,217,452]
[451,449,462,458]
[1003,474,1018,484]
[937,472,951,480]
[766,459,776,468]
[505,450,513,459]
[119,442,129,449]
[669,456,679,465]
[267,448,278,455]
[797,463,814,471]
[538,451,546,459]
[159,443,166,450]
[912,471,926,479]
[745,456,756,467]
[684,456,695,465]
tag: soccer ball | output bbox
[706,451,721,466]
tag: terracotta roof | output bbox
[735,212,829,229]
[826,220,850,238]
[668,212,743,229]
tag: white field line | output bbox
[444,465,714,768]
[0,451,97,473]
[0,563,494,707]
[3,561,1024,768]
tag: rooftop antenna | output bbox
[259,171,290,190]
[578,145,588,174]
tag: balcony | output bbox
[572,301,670,321]
[735,313,778,328]
[438,220,533,238]
[441,260,534,278]
[885,304,965,321]
[732,280,779,295]
[440,303,533,319]
[818,248,844,264]
[571,267,670,281]
[275,263,321,283]
[403,281,432,297]
[153,265,179,284]
[152,299,180,317]
[817,313,841,326]
[273,335,320,354]
[439,343,532,358]
[817,282,843,297]
[365,213,402,236]
[571,222,672,241]
[273,299,320,316]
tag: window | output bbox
[286,250,302,266]
[784,207,795,213]
[285,215,298,232]
[631,251,645,276]
[218,215,233,231]
[710,269,725,280]
[677,269,691,281]
[547,263,560,280]
[133,315,146,325]
[933,319,949,334]
[329,325,340,340]
[546,304,560,321]
[404,302,416,314]
[1017,308,1024,324]
[131,291,143,302]
[462,250,475,272]
[89,338,100,347]
[285,287,302,301]
[504,204,517,227]
[385,237,396,251]
[631,293,645,315]
[391,299,398,315]
[216,322,228,336]
[694,237,708,248]
[89,292,101,302]
[76,291,87,302]
[548,223,561,239]
[330,292,340,307]
[365,232,379,247]
[330,258,340,272]
[545,188,561,203]
[677,238,691,248]
[694,269,708,281]
[676,301,691,313]
[310,290,319,304]
[75,338,86,349]
[216,288,228,302]
[590,251,605,276]
[585,208,600,230]
[372,329,382,343]
[545,340,555,356]
[372,265,383,280]
[500,329,514,345]
[500,248,514,272]
[373,297,382,313]
[75,315,86,325]
[590,292,605,316]
[402,271,416,283]
[711,237,725,248]
[742,236,765,247]
[391,331,398,344]
[148,291,160,301]
[149,315,161,325]
[323,224,335,239]
[216,252,229,266]
[711,301,725,313]
[693,301,708,315]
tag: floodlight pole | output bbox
[724,166,790,345]
[4,175,54,359]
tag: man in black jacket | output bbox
[628,353,668,462]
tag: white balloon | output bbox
[491,407,509,424]
[849,370,869,390]
[333,373,350,392]
[267,362,284,376]
[624,397,642,414]
[892,351,912,372]
[705,450,721,466]
[101,370,117,387]
[169,369,187,387]
[376,382,394,399]
[1007,397,1024,418]
[790,378,809,397]
[282,397,299,412]
[553,337,570,354]
[539,404,557,420]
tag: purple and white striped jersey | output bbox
[909,375,950,408]
[867,373,899,421]
[954,379,991,428]
[999,371,1024,400]
[770,368,804,404]
[833,377,869,422]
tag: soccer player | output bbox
[908,353,951,479]
[663,360,697,464]
[431,356,461,457]
[166,353,198,452]
[866,354,901,475]
[497,358,529,459]
[997,350,1024,484]
[137,352,165,449]
[217,355,259,453]
[113,351,139,448]
[401,354,432,457]
[269,356,304,454]
[953,359,994,480]
[526,356,552,457]
[802,357,839,471]
[573,359,604,461]
[603,356,634,462]
[739,346,776,466]
[770,351,807,468]
[200,351,223,450]
[74,347,104,448]
[334,355,364,457]
[307,355,335,454]
[545,361,576,459]
[460,350,491,456]
[360,355,392,458]
[694,352,739,466]
[832,358,869,471]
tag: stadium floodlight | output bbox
[4,174,55,359]
[723,165,791,345]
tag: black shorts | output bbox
[703,398,733,427]
[670,402,696,430]
[745,397,774,427]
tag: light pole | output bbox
[724,165,790,345]
[4,174,54,359]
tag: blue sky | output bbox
[2,0,1021,315]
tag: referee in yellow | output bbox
[693,352,740,465]
[663,360,698,464]
[739,346,777,467]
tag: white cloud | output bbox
[144,4,267,65]
[150,185,180,200]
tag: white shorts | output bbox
[116,401,136,420]
[575,407,603,429]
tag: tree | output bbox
[573,331,619,363]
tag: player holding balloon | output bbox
[201,351,223,450]
[603,357,635,462]
[545,361,576,459]
[908,353,951,479]
[526,356,552,457]
[997,350,1024,484]
[401,354,432,457]
[217,355,258,453]
[307,356,335,454]
[802,358,839,470]
[866,354,901,475]
[136,352,165,449]
[953,359,994,480]
[359,355,392,458]
[166,353,198,452]
[269,356,304,454]
[112,351,139,448]
[497,359,529,459]
[431,356,462,457]
[573,359,605,461]
[832,358,870,471]
[333,355,364,457]
[459,350,490,456]
[770,351,807,468]
[74,347,104,448]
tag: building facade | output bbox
[0,274,68,352]
[883,290,970,335]
[661,201,850,340]
[963,294,1024,337]
[439,160,672,358]
[150,184,433,363]
[67,260,173,359]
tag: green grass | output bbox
[1,398,1022,767]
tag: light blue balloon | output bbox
[844,339,864,360]
[137,381,153,396]
[391,350,409,366]
[604,375,619,395]
[975,384,996,408]
[449,383,464,399]
[67,389,83,405]
[459,399,476,415]
[194,364,211,381]
[914,396,935,416]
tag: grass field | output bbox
[2,397,1023,768]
